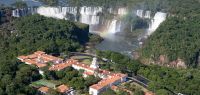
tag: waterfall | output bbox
[117,8,127,15]
[36,6,78,20]
[136,10,143,18]
[136,10,151,19]
[12,6,78,19]
[144,11,151,19]
[12,8,37,17]
[108,20,117,34]
[107,20,121,34]
[148,12,167,35]
[79,6,102,25]
[12,9,20,17]
[12,6,125,35]
[61,7,77,15]
[91,15,100,25]
[37,7,67,19]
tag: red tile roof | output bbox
[24,59,37,64]
[41,54,62,62]
[90,73,127,90]
[17,55,28,61]
[57,84,70,93]
[145,91,155,95]
[18,51,129,93]
[38,86,49,93]
[99,69,112,76]
[18,51,63,68]
[49,62,72,71]
[35,63,47,68]
[73,62,95,71]
[83,71,94,76]
[27,54,38,59]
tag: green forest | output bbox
[0,0,200,94]
[140,0,200,67]
[0,14,89,94]
[96,50,200,95]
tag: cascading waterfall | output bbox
[135,10,167,36]
[12,7,166,37]
[37,7,67,19]
[136,10,167,47]
[108,20,117,34]
[79,6,102,25]
[136,9,151,19]
[135,10,167,35]
[107,20,122,34]
[148,12,167,35]
[144,11,151,19]
[117,8,127,15]
[11,6,168,57]
[12,9,20,17]
[136,10,143,18]
[107,7,127,15]
[12,7,37,17]
[11,6,125,34]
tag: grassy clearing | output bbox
[81,59,91,65]
[71,55,92,59]
[120,81,149,93]
[71,55,107,65]
[30,79,61,88]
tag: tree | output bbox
[155,89,170,95]
[117,90,129,95]
[69,77,85,90]
[134,89,144,95]
[127,61,141,76]
[0,87,4,95]
[5,83,17,95]
[44,70,57,80]
[55,70,65,79]
[47,89,61,95]
[84,76,100,87]
[1,74,12,89]
[101,88,116,95]
[15,65,41,84]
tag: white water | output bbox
[148,12,167,35]
[12,6,127,35]
[79,6,102,25]
[37,7,66,19]
[11,6,168,57]
[12,7,166,37]
[36,6,77,19]
[144,11,151,19]
[136,10,143,18]
[136,10,151,19]
[108,20,118,34]
[12,7,37,17]
[117,8,127,15]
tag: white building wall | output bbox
[89,88,99,95]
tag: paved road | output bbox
[128,75,149,88]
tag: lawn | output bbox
[71,55,92,60]
[120,81,149,93]
[71,55,92,65]
[81,59,92,65]
[70,55,107,65]
[30,79,61,88]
